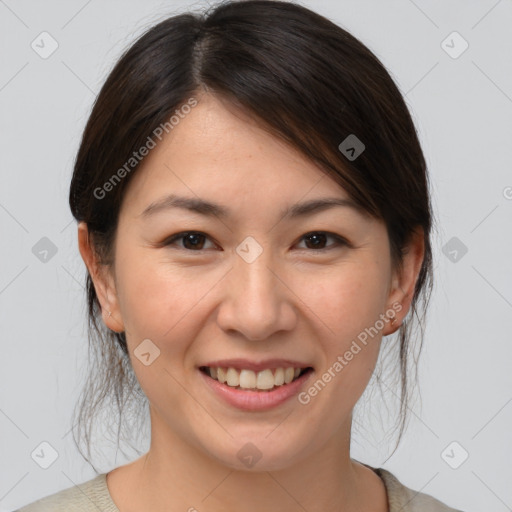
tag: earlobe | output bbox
[383,228,425,336]
[77,222,124,333]
[382,299,403,336]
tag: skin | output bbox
[78,92,424,512]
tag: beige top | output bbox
[15,467,463,511]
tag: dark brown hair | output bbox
[69,0,434,471]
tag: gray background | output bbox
[1,1,511,510]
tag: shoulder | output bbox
[14,467,464,512]
[375,467,465,512]
[14,474,119,512]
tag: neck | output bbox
[108,410,386,512]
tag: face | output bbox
[80,93,422,471]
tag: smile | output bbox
[200,366,312,391]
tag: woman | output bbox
[17,1,464,510]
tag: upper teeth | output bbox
[207,367,303,390]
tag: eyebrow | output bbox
[139,194,364,221]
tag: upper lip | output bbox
[200,359,312,372]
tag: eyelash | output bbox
[161,231,350,252]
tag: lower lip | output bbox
[199,369,313,411]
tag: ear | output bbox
[382,227,425,336]
[77,222,124,333]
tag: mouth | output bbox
[199,365,313,392]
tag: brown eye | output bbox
[163,231,216,251]
[297,232,348,251]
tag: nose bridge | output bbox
[235,240,280,314]
[237,243,276,300]
[217,238,295,340]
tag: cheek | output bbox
[296,259,390,340]
[114,249,223,350]
[293,260,389,399]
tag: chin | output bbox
[201,430,309,472]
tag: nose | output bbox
[216,246,297,341]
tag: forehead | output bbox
[120,93,351,217]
